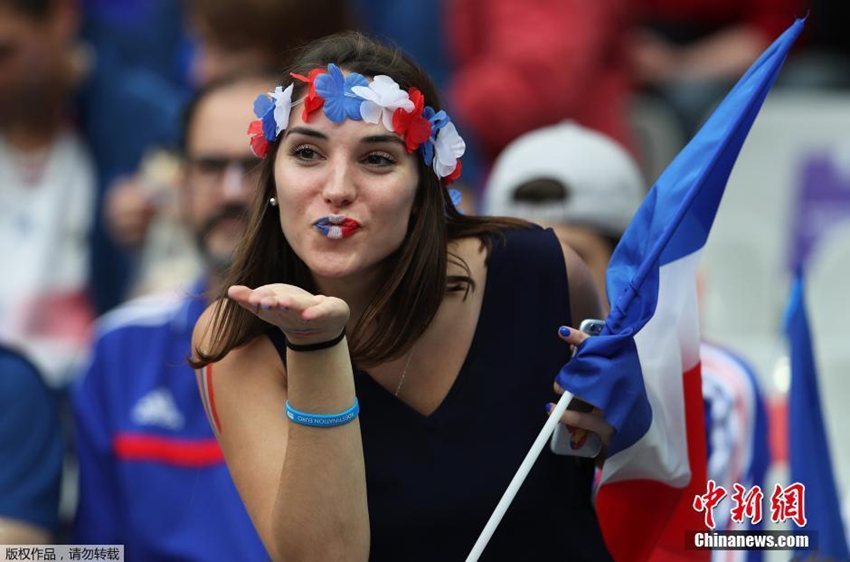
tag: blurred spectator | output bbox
[0,344,63,544]
[72,73,271,561]
[350,0,449,91]
[700,340,771,549]
[447,0,636,168]
[92,0,354,305]
[0,0,96,386]
[483,121,644,304]
[185,0,354,86]
[628,0,804,136]
[112,149,204,297]
[79,0,193,312]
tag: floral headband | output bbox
[247,63,465,184]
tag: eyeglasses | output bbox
[186,156,263,193]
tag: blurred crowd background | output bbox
[1,0,849,557]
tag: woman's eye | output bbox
[292,146,320,160]
[363,152,396,167]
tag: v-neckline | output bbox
[356,242,496,425]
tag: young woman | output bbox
[192,32,613,561]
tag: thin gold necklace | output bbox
[394,344,417,397]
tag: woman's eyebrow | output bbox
[283,128,403,147]
[284,127,328,140]
[361,134,405,146]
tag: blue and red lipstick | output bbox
[313,214,360,240]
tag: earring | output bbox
[269,197,278,207]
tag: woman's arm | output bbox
[628,26,770,85]
[561,241,606,324]
[552,241,615,459]
[192,289,369,561]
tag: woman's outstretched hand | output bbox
[547,325,615,449]
[227,284,350,346]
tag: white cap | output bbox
[483,121,645,237]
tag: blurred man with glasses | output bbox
[71,73,272,561]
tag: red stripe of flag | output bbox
[597,362,709,561]
[651,361,709,561]
[206,364,223,435]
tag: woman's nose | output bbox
[322,160,356,208]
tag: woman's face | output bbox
[274,107,420,285]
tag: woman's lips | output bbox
[313,215,361,240]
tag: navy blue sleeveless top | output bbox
[267,227,612,560]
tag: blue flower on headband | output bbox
[253,95,277,141]
[252,95,271,120]
[419,106,451,166]
[315,63,369,124]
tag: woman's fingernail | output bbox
[545,403,553,414]
[559,326,570,337]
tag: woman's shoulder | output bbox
[451,221,551,256]
[447,223,563,282]
[486,223,562,270]
[459,222,604,321]
[483,223,592,278]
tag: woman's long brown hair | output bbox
[190,32,530,370]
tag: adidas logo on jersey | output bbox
[131,388,185,431]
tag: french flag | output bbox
[556,18,805,561]
[786,271,850,560]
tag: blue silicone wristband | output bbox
[285,399,360,428]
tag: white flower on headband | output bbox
[271,84,295,135]
[432,122,466,178]
[351,75,415,131]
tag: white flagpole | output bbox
[465,389,575,562]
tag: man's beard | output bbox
[195,204,250,277]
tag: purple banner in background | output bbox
[788,151,850,270]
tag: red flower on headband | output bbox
[291,68,326,122]
[392,88,431,153]
[248,119,270,158]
